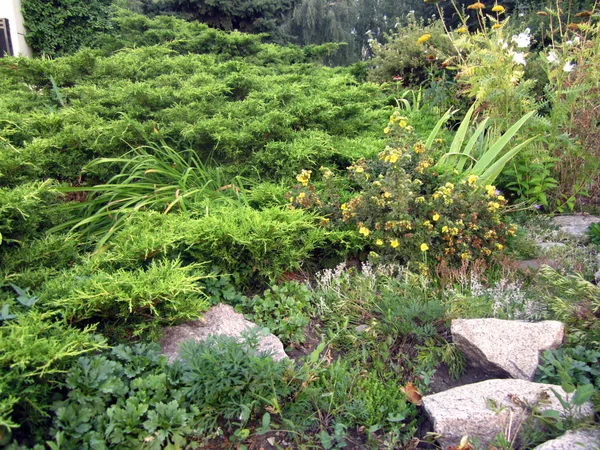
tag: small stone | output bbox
[160,304,288,363]
[422,379,594,449]
[355,324,369,333]
[451,319,564,380]
[534,429,600,450]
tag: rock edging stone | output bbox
[452,318,564,380]
[160,304,288,363]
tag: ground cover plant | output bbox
[1,1,600,448]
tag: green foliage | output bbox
[0,311,106,440]
[157,0,297,43]
[55,142,250,248]
[586,222,600,249]
[38,258,209,340]
[295,110,518,267]
[368,17,454,86]
[0,13,388,186]
[242,282,313,345]
[175,332,293,431]
[537,265,600,348]
[503,151,559,208]
[21,0,113,57]
[97,206,333,286]
[290,358,418,445]
[0,180,60,247]
[434,104,538,186]
[50,343,195,449]
[51,337,293,448]
[537,346,600,389]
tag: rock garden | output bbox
[1,1,600,449]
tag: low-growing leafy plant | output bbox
[241,281,313,346]
[586,222,600,249]
[51,337,293,448]
[537,346,600,389]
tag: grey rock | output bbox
[451,319,564,380]
[160,304,288,363]
[534,429,600,450]
[595,271,600,285]
[422,379,594,449]
[519,259,542,272]
[355,324,369,333]
[552,215,600,239]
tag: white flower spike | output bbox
[563,61,575,72]
[547,50,559,64]
[511,28,531,48]
[513,52,526,65]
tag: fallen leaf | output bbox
[400,382,422,406]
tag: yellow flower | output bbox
[297,192,306,199]
[497,195,505,201]
[390,239,400,248]
[355,166,364,173]
[376,239,384,246]
[467,2,485,9]
[384,127,390,134]
[399,120,407,128]
[442,225,449,233]
[492,23,502,29]
[341,203,347,211]
[432,213,440,222]
[415,196,425,203]
[467,174,479,185]
[414,142,426,154]
[457,26,468,33]
[491,4,505,12]
[296,169,312,187]
[495,243,504,250]
[417,34,431,45]
[420,243,429,252]
[383,191,392,198]
[359,226,370,237]
[389,153,399,163]
[319,166,333,180]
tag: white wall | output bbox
[0,0,32,57]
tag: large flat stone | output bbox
[451,319,564,380]
[422,379,594,449]
[552,215,600,240]
[534,429,600,449]
[160,304,288,363]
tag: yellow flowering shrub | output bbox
[336,112,515,267]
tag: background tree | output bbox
[21,0,113,57]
